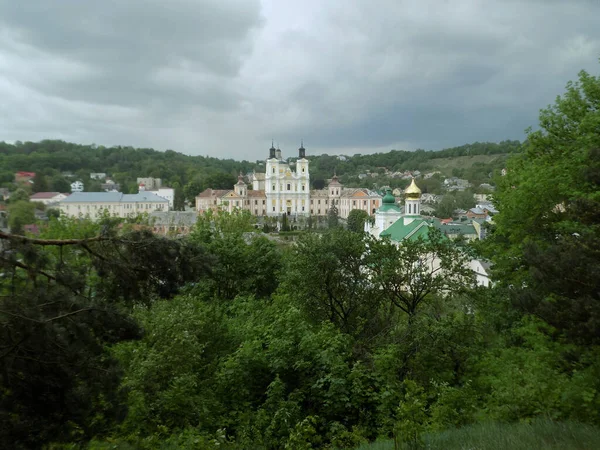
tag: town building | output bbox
[30,192,69,206]
[195,143,381,219]
[15,171,36,185]
[138,183,175,209]
[71,180,84,192]
[90,172,107,180]
[58,191,168,219]
[137,177,162,190]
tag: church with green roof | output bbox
[365,178,440,243]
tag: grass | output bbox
[356,419,600,450]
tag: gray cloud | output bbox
[0,0,599,158]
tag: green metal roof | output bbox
[380,218,432,242]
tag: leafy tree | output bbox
[489,66,600,345]
[32,173,49,193]
[328,205,339,229]
[347,209,369,233]
[282,229,382,336]
[7,200,36,234]
[173,181,185,210]
[9,188,30,203]
[51,176,71,193]
[368,230,473,320]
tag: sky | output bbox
[0,0,599,159]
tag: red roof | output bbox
[16,171,36,178]
[247,190,266,198]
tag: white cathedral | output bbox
[196,142,382,219]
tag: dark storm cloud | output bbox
[0,0,599,156]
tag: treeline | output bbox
[307,140,520,185]
[0,139,519,201]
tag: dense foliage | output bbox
[1,67,600,449]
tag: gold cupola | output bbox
[404,178,422,199]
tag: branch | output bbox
[0,230,109,246]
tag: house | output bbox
[90,172,107,180]
[137,177,162,190]
[30,192,69,205]
[101,179,120,192]
[58,191,168,219]
[147,187,175,209]
[470,259,492,287]
[479,183,495,191]
[466,207,487,220]
[15,171,36,184]
[421,193,441,204]
[71,181,84,192]
[150,211,198,236]
[0,188,10,201]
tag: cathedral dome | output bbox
[382,189,396,204]
[404,178,422,199]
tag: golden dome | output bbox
[404,178,422,199]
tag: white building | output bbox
[196,142,381,218]
[59,192,168,219]
[30,192,69,205]
[137,177,162,190]
[150,187,175,209]
[265,143,311,216]
[90,173,107,180]
[71,181,84,192]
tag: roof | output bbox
[150,211,198,226]
[247,190,266,198]
[30,192,62,199]
[469,207,486,215]
[196,189,231,198]
[380,218,432,242]
[432,219,477,236]
[122,192,169,202]
[61,192,123,203]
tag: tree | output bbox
[347,209,369,233]
[51,176,71,193]
[32,174,49,193]
[489,66,600,345]
[282,229,382,336]
[173,182,185,210]
[7,200,36,234]
[368,230,472,320]
[327,205,339,229]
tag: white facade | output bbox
[146,188,174,209]
[71,181,84,192]
[264,144,311,216]
[59,192,168,219]
[29,192,69,205]
[90,172,107,180]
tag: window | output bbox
[302,185,305,191]
[254,200,258,205]
[302,206,305,211]
[272,167,275,173]
[353,200,356,206]
[287,183,291,191]
[318,200,321,204]
[364,200,367,206]
[325,200,328,205]
[272,184,276,190]
[302,167,305,173]
[318,209,321,214]
[262,200,265,205]
[273,207,276,212]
